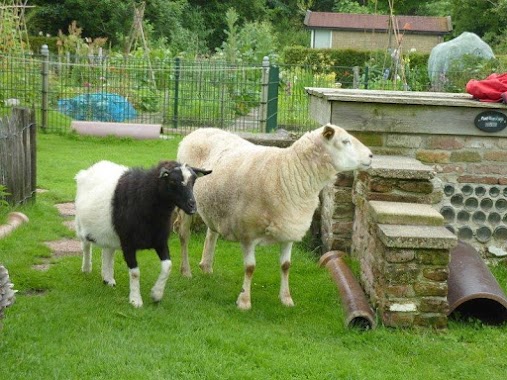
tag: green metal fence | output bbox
[0,50,362,136]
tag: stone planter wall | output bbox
[351,156,457,328]
[308,88,507,259]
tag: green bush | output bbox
[444,55,505,93]
[28,36,59,55]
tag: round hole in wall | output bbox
[461,185,473,196]
[464,197,479,211]
[444,184,455,197]
[488,212,501,225]
[457,210,471,223]
[451,194,464,207]
[496,199,507,212]
[480,198,493,211]
[472,211,486,224]
[476,226,492,243]
[445,225,455,234]
[493,226,507,241]
[458,226,474,240]
[489,187,500,198]
[475,186,486,197]
[440,207,455,222]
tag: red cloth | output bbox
[466,73,507,103]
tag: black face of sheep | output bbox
[157,162,212,215]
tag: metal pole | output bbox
[260,56,269,133]
[41,45,49,130]
[173,57,180,129]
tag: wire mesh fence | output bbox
[1,51,431,137]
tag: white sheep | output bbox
[174,123,372,310]
[75,160,210,307]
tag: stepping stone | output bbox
[63,220,75,231]
[55,203,75,217]
[44,239,82,257]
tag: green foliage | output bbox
[217,8,279,64]
[364,50,431,91]
[444,55,504,93]
[28,36,59,55]
[0,184,10,215]
[333,0,371,13]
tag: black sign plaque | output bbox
[474,111,507,133]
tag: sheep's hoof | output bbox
[281,297,295,307]
[150,288,164,302]
[236,294,251,311]
[129,297,143,308]
[103,279,116,287]
[180,268,193,278]
[198,262,213,274]
[81,265,92,273]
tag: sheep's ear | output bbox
[192,167,212,177]
[159,167,170,178]
[322,125,335,140]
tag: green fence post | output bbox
[41,45,49,130]
[260,56,269,132]
[173,57,180,129]
[364,66,369,89]
[266,65,279,133]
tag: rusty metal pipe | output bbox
[319,251,377,330]
[0,212,29,239]
[448,240,507,325]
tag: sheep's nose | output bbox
[187,198,196,212]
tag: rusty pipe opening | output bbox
[319,251,376,330]
[448,240,507,325]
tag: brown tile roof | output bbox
[304,11,452,34]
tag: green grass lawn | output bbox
[1,132,507,379]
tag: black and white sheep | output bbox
[75,160,211,307]
[174,124,373,310]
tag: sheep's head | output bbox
[321,123,373,172]
[158,161,211,215]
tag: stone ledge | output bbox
[369,200,444,226]
[365,155,435,180]
[377,224,457,249]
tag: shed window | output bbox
[312,29,331,48]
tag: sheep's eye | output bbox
[342,139,351,145]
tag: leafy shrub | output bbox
[444,54,504,93]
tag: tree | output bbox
[27,0,134,45]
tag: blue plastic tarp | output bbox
[58,92,137,122]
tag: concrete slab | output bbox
[377,224,457,249]
[369,200,444,226]
[365,155,435,180]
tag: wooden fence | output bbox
[0,108,36,206]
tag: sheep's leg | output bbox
[236,242,256,310]
[81,240,92,273]
[124,250,143,307]
[199,228,219,274]
[151,244,172,303]
[151,259,172,303]
[101,248,116,287]
[174,210,193,278]
[279,242,295,307]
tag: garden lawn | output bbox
[1,132,507,380]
